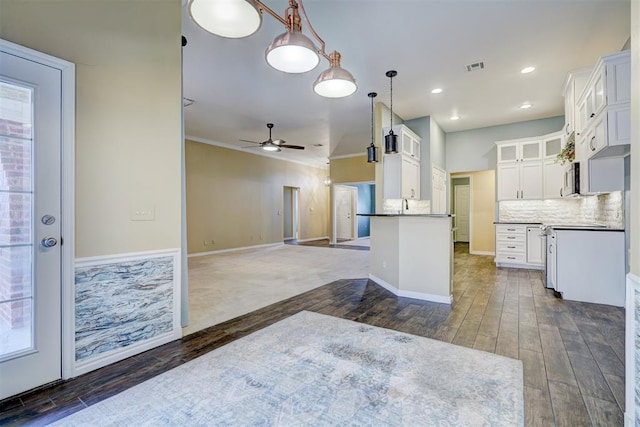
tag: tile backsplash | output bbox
[383,199,431,214]
[499,191,624,229]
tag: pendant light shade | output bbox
[188,0,262,39]
[385,70,398,154]
[266,30,320,73]
[366,92,379,163]
[313,51,357,98]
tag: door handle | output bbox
[590,136,596,151]
[42,237,58,248]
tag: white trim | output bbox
[625,272,640,426]
[369,274,453,304]
[188,242,284,257]
[329,153,367,160]
[450,174,475,253]
[296,236,329,243]
[470,250,495,256]
[1,39,77,383]
[185,134,325,169]
[72,249,181,377]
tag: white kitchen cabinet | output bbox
[562,69,591,137]
[496,139,543,201]
[555,229,625,307]
[526,226,543,265]
[383,124,421,161]
[543,159,564,199]
[576,50,630,136]
[495,224,543,269]
[383,153,420,200]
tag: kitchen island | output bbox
[359,214,454,304]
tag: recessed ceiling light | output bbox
[520,66,536,74]
[431,88,443,94]
[450,115,460,121]
[519,103,532,109]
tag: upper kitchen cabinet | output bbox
[384,124,421,161]
[562,69,590,137]
[576,51,630,141]
[496,138,543,201]
[382,125,421,200]
[542,131,565,199]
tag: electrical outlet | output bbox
[211,239,215,245]
[131,205,155,221]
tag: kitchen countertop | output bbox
[358,213,454,218]
[494,221,542,225]
[549,225,624,232]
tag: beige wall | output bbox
[1,0,183,257]
[451,170,496,254]
[186,141,329,253]
[330,155,374,184]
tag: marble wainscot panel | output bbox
[74,249,181,375]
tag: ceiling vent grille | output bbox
[466,61,485,72]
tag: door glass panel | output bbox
[545,138,562,157]
[522,142,540,159]
[0,81,34,360]
[500,145,517,161]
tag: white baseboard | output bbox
[297,236,329,243]
[470,250,495,256]
[625,272,640,426]
[188,242,283,257]
[369,274,452,304]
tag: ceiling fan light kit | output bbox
[241,123,305,152]
[384,70,399,155]
[188,0,357,98]
[366,92,379,163]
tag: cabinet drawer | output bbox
[497,241,526,253]
[496,233,526,243]
[496,253,527,264]
[496,225,527,234]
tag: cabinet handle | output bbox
[565,123,570,135]
[507,237,516,240]
[560,188,563,197]
[590,113,595,118]
[549,246,553,253]
[507,246,516,249]
[507,228,516,231]
[507,256,516,260]
[589,136,596,151]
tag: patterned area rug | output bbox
[52,311,523,426]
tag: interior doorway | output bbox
[332,182,375,243]
[283,186,299,241]
[451,176,472,247]
[335,185,357,240]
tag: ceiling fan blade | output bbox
[272,139,286,146]
[280,144,305,150]
[242,145,264,149]
[239,139,261,144]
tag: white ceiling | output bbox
[182,0,630,167]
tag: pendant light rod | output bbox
[369,92,377,145]
[387,70,397,128]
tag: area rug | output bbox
[52,311,523,426]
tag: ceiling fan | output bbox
[241,123,305,152]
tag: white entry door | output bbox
[454,185,470,242]
[0,47,63,399]
[336,186,356,240]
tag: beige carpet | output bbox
[184,244,369,335]
[339,237,370,247]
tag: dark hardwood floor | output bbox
[0,243,625,426]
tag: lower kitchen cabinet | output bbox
[495,224,543,269]
[554,229,625,307]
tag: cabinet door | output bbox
[401,157,418,199]
[521,140,542,161]
[592,69,606,117]
[607,105,631,146]
[577,97,588,135]
[401,130,413,156]
[526,227,543,265]
[497,143,519,163]
[543,159,564,199]
[411,138,421,160]
[543,135,563,158]
[520,161,543,200]
[587,114,607,158]
[564,81,575,136]
[607,60,630,104]
[497,163,520,200]
[382,155,401,199]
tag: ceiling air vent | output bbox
[466,61,485,72]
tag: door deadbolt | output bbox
[41,237,58,248]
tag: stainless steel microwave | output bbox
[562,162,580,197]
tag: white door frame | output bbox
[331,181,373,244]
[453,184,470,242]
[450,174,474,252]
[1,39,76,381]
[334,185,357,241]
